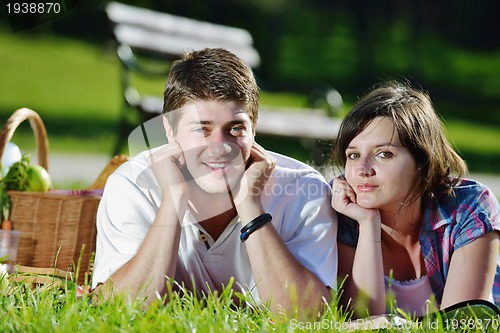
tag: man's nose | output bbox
[206,130,232,157]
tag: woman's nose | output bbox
[357,156,375,177]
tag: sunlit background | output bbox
[1,0,499,190]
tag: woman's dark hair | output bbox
[333,80,467,207]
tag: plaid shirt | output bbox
[337,178,500,306]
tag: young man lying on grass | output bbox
[92,48,338,316]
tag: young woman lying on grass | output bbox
[330,80,500,318]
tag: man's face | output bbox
[168,100,254,194]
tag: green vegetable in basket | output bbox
[3,154,31,191]
[0,154,29,223]
[2,154,51,192]
[26,164,52,192]
[0,154,52,223]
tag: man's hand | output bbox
[94,142,188,302]
[233,142,276,223]
[148,142,188,206]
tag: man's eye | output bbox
[230,126,245,136]
[192,127,210,136]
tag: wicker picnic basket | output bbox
[0,108,127,283]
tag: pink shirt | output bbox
[385,275,438,317]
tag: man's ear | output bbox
[163,115,175,142]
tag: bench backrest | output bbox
[105,1,261,68]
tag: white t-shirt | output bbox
[92,149,338,300]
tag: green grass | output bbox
[1,271,498,332]
[445,119,500,154]
[0,273,344,333]
[0,26,120,154]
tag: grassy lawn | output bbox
[0,26,120,154]
[1,26,499,174]
[1,272,497,332]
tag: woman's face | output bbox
[344,117,419,211]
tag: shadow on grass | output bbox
[1,109,117,135]
[433,95,500,126]
[0,108,119,154]
[459,150,500,175]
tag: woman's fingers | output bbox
[331,176,356,206]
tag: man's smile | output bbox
[202,161,233,172]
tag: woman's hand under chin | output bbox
[331,176,381,225]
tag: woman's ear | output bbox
[163,115,175,142]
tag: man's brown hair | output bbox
[163,48,259,133]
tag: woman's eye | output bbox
[377,151,394,158]
[347,152,359,159]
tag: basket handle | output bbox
[0,108,49,171]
